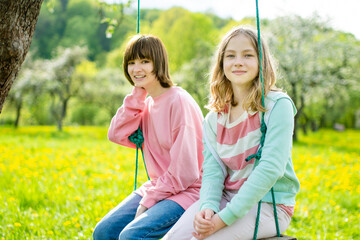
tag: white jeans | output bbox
[163,190,291,240]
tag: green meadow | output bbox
[0,126,359,239]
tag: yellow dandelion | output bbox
[74,196,81,201]
[14,222,21,227]
[63,220,71,226]
[96,217,102,222]
[329,199,336,206]
[47,230,54,235]
[8,197,16,202]
[75,223,81,228]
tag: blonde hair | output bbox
[206,26,279,113]
[123,34,174,88]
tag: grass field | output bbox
[0,126,359,239]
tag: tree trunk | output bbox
[289,81,299,142]
[56,97,69,131]
[57,98,69,131]
[57,119,63,132]
[293,115,299,142]
[0,0,44,113]
[311,120,318,132]
[14,100,22,128]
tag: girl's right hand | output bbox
[192,209,215,236]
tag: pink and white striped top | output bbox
[216,107,294,216]
[216,108,261,190]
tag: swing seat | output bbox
[261,235,296,240]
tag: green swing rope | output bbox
[245,0,281,239]
[136,0,140,34]
[128,0,150,191]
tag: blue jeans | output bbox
[93,193,185,240]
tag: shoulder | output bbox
[170,87,198,105]
[264,91,296,125]
[172,86,192,98]
[168,87,204,120]
[265,91,297,115]
[203,111,218,136]
[204,111,218,125]
[163,87,193,109]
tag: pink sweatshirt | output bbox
[108,86,204,210]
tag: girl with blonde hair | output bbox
[164,26,300,240]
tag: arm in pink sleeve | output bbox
[108,87,148,148]
[140,102,204,208]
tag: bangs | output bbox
[125,37,153,62]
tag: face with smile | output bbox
[223,34,259,91]
[127,58,160,91]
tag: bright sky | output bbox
[125,0,360,39]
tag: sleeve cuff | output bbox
[200,203,220,213]
[218,207,238,226]
[139,197,157,209]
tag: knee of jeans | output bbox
[118,228,136,240]
[93,221,110,240]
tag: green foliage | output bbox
[31,0,134,60]
[60,16,100,58]
[3,0,359,133]
[174,56,212,115]
[71,104,99,125]
[29,95,57,125]
[32,5,64,59]
[88,67,131,117]
[267,15,360,136]
[152,8,217,72]
[66,0,98,17]
[104,46,124,68]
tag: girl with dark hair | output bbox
[93,34,204,240]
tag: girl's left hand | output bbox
[192,214,226,240]
[134,204,148,218]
